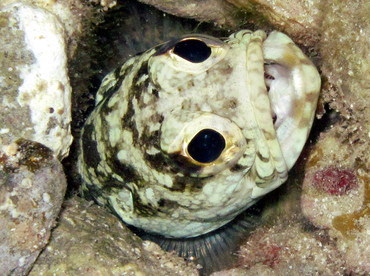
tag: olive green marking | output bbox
[230,163,248,172]
[99,65,128,103]
[157,198,181,213]
[106,152,143,185]
[81,124,101,169]
[81,181,105,202]
[170,174,210,193]
[131,189,159,217]
[120,94,140,146]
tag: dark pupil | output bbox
[173,39,211,63]
[187,129,226,163]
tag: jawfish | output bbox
[79,29,320,251]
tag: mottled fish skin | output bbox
[78,30,320,238]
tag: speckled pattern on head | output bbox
[78,30,320,238]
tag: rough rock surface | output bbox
[301,133,366,229]
[336,214,370,275]
[137,0,322,47]
[0,1,95,274]
[212,222,345,276]
[137,0,242,28]
[1,0,95,57]
[30,197,199,276]
[300,130,370,275]
[0,3,72,159]
[0,139,67,275]
[319,0,370,144]
[299,1,370,274]
[233,220,345,276]
[227,0,321,46]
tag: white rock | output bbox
[0,3,72,159]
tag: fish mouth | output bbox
[264,70,278,125]
[264,62,293,130]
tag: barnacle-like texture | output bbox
[300,1,370,274]
[234,221,346,275]
[79,30,320,238]
[312,167,358,196]
[320,0,369,125]
[301,130,370,275]
[301,137,366,230]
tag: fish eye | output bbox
[173,39,212,63]
[187,129,226,163]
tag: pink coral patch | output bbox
[313,167,357,195]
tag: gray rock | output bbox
[320,0,370,136]
[137,0,242,28]
[227,0,321,47]
[137,0,322,47]
[0,139,67,275]
[30,197,199,276]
